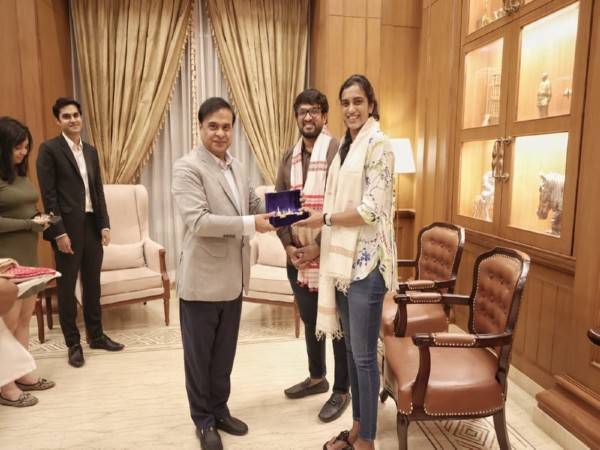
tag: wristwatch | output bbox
[324,213,333,227]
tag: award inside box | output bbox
[264,189,309,227]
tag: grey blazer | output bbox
[172,146,263,301]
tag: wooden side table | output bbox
[395,209,415,279]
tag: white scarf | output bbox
[316,118,384,338]
[290,133,331,290]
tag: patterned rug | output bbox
[414,418,535,449]
[29,319,298,359]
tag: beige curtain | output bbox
[71,0,193,183]
[205,0,309,183]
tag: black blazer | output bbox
[36,135,110,241]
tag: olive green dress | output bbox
[0,176,44,266]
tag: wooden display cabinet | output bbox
[453,0,591,257]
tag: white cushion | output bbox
[100,267,162,296]
[244,290,294,304]
[256,232,287,267]
[102,242,145,271]
[249,264,293,295]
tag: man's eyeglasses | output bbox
[297,107,322,118]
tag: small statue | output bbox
[480,0,492,27]
[473,170,495,221]
[537,72,552,117]
[537,172,565,236]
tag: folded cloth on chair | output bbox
[0,266,57,281]
[0,258,17,273]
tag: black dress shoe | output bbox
[215,415,248,436]
[318,392,351,423]
[196,426,223,450]
[284,377,329,399]
[89,334,124,351]
[68,344,85,368]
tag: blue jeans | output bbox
[336,266,386,442]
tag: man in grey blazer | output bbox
[172,97,274,450]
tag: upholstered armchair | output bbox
[243,185,300,337]
[381,222,465,339]
[77,185,170,325]
[383,247,530,450]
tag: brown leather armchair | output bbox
[381,222,465,339]
[383,247,530,450]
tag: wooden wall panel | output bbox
[343,0,367,17]
[381,0,421,26]
[310,0,422,137]
[414,0,461,232]
[0,0,72,268]
[0,1,26,121]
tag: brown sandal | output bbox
[0,392,38,407]
[323,430,353,450]
[15,377,55,391]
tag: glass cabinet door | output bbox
[463,38,504,129]
[516,2,580,121]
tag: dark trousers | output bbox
[180,296,242,430]
[54,213,103,347]
[286,265,349,393]
[336,266,386,442]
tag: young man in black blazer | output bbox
[37,97,123,368]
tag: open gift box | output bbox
[265,189,309,227]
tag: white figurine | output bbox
[537,72,552,118]
[473,170,495,221]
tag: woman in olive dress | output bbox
[0,117,55,407]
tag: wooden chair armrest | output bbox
[412,331,513,348]
[589,329,600,346]
[395,292,469,305]
[403,291,442,304]
[398,277,457,293]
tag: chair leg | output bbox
[493,408,510,450]
[163,297,170,326]
[35,298,45,343]
[396,413,409,450]
[45,293,53,329]
[293,300,300,338]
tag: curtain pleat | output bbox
[205,0,309,183]
[71,0,192,183]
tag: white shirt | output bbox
[208,151,255,236]
[63,133,93,212]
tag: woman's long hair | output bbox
[338,74,380,162]
[0,117,31,184]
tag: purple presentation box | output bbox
[265,189,309,227]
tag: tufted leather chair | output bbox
[383,247,530,450]
[380,223,465,340]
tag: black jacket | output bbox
[36,135,110,241]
